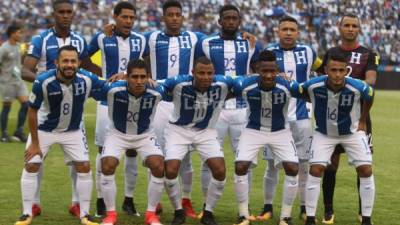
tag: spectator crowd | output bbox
[1,0,399,65]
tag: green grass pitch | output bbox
[0,90,399,225]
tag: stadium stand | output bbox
[0,0,399,65]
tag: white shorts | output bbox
[27,129,89,165]
[216,108,247,152]
[153,101,174,151]
[0,80,29,101]
[95,103,110,147]
[263,119,312,162]
[309,131,372,167]
[164,123,223,162]
[289,119,312,161]
[237,128,298,168]
[101,128,163,163]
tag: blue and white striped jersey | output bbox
[92,81,164,135]
[266,43,316,121]
[292,76,374,136]
[27,28,88,71]
[88,31,146,79]
[144,31,206,80]
[163,75,234,130]
[201,33,261,109]
[29,69,105,132]
[201,33,261,77]
[233,75,295,132]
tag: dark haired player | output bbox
[316,13,379,224]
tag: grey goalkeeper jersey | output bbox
[0,41,22,83]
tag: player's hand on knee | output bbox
[24,143,42,162]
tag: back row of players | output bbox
[13,1,378,225]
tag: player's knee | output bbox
[211,165,226,181]
[125,149,137,157]
[165,160,180,179]
[309,164,325,177]
[74,161,91,173]
[147,156,165,178]
[283,162,299,176]
[356,165,373,177]
[25,163,41,173]
[101,157,118,175]
[235,161,250,175]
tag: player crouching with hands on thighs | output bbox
[92,59,166,225]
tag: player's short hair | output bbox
[114,1,136,16]
[6,24,22,38]
[162,0,182,14]
[326,53,348,65]
[258,50,277,62]
[193,57,213,69]
[339,13,360,25]
[219,4,240,18]
[58,45,79,58]
[52,0,73,10]
[279,16,298,25]
[127,59,149,75]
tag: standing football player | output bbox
[0,24,29,143]
[144,0,206,217]
[20,0,98,218]
[199,5,261,218]
[86,1,146,217]
[259,16,318,222]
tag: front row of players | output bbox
[16,45,375,225]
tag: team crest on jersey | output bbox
[74,81,85,96]
[29,93,37,102]
[340,94,354,106]
[235,41,247,53]
[141,97,154,109]
[349,52,362,64]
[179,36,192,49]
[130,39,141,52]
[273,92,286,104]
[294,50,307,64]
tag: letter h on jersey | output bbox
[350,52,362,64]
[142,97,154,109]
[273,92,285,104]
[74,82,85,95]
[236,41,247,53]
[179,36,191,49]
[340,94,353,106]
[131,39,141,52]
[294,50,307,64]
